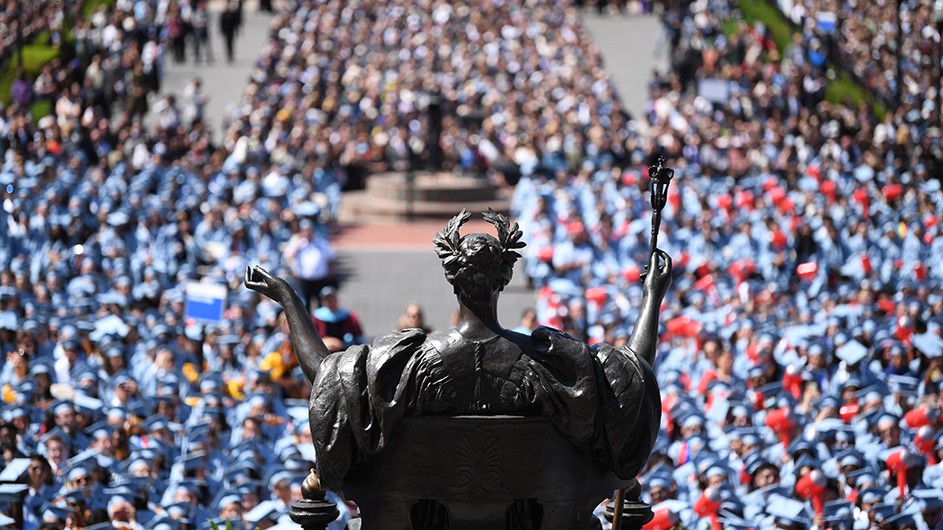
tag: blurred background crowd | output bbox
[0,0,941,529]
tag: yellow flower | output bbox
[2,384,15,404]
[260,352,285,382]
[182,363,199,383]
[227,379,245,401]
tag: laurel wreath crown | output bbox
[433,208,525,269]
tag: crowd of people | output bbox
[0,0,942,528]
[218,0,639,190]
[511,0,943,528]
[0,1,84,62]
[0,0,351,529]
[778,0,942,134]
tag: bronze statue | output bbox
[246,166,673,528]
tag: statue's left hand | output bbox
[643,249,672,303]
[245,265,291,303]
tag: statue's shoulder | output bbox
[529,326,585,347]
[370,328,428,351]
[528,326,629,362]
[420,328,463,354]
[530,325,564,338]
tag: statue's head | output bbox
[434,209,525,301]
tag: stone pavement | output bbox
[580,11,668,120]
[329,219,535,338]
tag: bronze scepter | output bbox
[613,157,672,530]
[638,157,674,281]
[647,157,673,257]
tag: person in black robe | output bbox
[219,1,239,63]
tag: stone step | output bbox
[365,172,500,203]
[340,171,512,222]
[340,191,511,222]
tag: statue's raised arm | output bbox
[244,265,329,383]
[626,248,672,367]
[626,156,674,367]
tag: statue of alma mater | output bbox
[245,208,672,530]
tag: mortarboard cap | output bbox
[218,334,240,346]
[51,399,75,416]
[141,414,172,433]
[106,211,130,227]
[910,488,943,510]
[857,486,886,505]
[0,483,28,504]
[91,315,129,341]
[645,473,673,491]
[793,454,820,474]
[887,374,921,394]
[815,394,840,410]
[842,376,864,391]
[744,454,778,476]
[1,403,30,421]
[0,287,18,300]
[175,451,207,473]
[104,346,125,358]
[39,427,73,450]
[245,499,282,525]
[67,464,92,483]
[73,393,104,416]
[875,412,900,429]
[60,489,90,506]
[755,380,783,398]
[882,512,917,527]
[912,333,943,358]
[184,325,204,342]
[0,312,17,330]
[40,502,73,522]
[823,500,853,519]
[766,494,812,527]
[216,493,242,511]
[836,451,864,470]
[201,519,243,530]
[0,458,30,482]
[145,518,180,530]
[84,420,113,439]
[284,456,312,472]
[836,340,869,365]
[30,358,55,377]
[294,202,320,218]
[164,501,193,519]
[787,437,817,457]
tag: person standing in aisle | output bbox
[220,1,239,63]
[283,219,336,313]
[190,0,213,63]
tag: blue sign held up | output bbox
[185,282,227,324]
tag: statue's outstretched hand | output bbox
[245,265,290,303]
[643,249,672,302]
[246,265,327,384]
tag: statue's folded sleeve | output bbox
[529,327,662,480]
[310,330,426,490]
